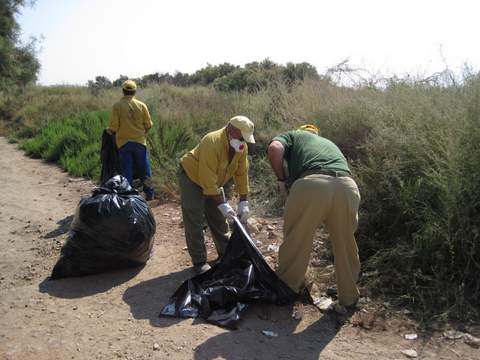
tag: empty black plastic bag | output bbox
[51,175,156,279]
[160,218,297,329]
[100,129,121,184]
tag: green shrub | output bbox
[20,110,109,179]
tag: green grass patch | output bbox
[20,110,109,179]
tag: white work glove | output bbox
[277,180,288,201]
[217,202,237,220]
[237,200,250,222]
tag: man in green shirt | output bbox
[267,124,361,311]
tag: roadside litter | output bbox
[262,330,278,337]
[50,175,156,279]
[160,217,297,329]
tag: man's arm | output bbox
[267,140,286,180]
[233,149,249,201]
[143,104,153,132]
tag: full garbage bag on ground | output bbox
[51,175,156,279]
[160,218,297,329]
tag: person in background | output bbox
[107,80,155,200]
[266,124,361,313]
[178,116,255,274]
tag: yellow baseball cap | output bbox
[298,124,319,135]
[229,116,255,143]
[122,80,137,91]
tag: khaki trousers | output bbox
[277,174,361,306]
[178,166,229,265]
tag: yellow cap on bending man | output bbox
[229,115,255,143]
[299,124,319,135]
[122,80,137,91]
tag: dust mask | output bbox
[229,139,246,152]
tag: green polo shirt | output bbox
[273,130,351,183]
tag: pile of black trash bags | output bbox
[51,175,156,279]
[51,130,156,279]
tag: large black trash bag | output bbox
[160,218,297,329]
[100,130,121,184]
[51,175,156,279]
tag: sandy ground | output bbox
[0,136,478,360]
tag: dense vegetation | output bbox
[87,59,320,94]
[0,0,39,123]
[1,0,480,326]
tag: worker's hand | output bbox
[237,200,250,222]
[277,180,288,201]
[217,202,236,220]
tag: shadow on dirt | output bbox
[38,265,144,298]
[193,306,349,360]
[123,268,194,328]
[124,269,348,359]
[43,215,74,238]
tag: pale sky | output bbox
[18,0,480,86]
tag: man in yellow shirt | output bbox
[108,80,155,200]
[179,116,255,274]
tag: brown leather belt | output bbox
[300,169,352,179]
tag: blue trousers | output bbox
[118,141,154,199]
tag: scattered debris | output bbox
[267,231,278,240]
[313,296,333,311]
[267,244,279,252]
[262,330,278,337]
[292,310,303,320]
[443,330,465,340]
[401,349,418,358]
[463,334,480,348]
[404,333,418,340]
[246,218,262,234]
[357,297,370,305]
[153,343,160,351]
[310,259,322,267]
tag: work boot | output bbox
[327,300,358,315]
[193,263,211,275]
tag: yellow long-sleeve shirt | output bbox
[108,96,153,148]
[180,127,249,196]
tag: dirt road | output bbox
[0,137,477,360]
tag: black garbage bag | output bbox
[160,218,297,329]
[100,130,121,184]
[51,175,156,279]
